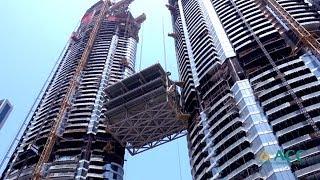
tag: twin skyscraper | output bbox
[2,0,320,179]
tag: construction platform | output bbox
[104,64,189,155]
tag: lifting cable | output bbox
[1,18,82,178]
[162,16,168,72]
[1,38,71,179]
[177,141,183,180]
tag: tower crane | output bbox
[256,0,320,138]
[258,0,320,59]
[32,0,134,179]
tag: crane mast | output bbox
[32,0,134,179]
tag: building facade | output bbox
[1,1,143,179]
[0,99,13,129]
[168,0,320,179]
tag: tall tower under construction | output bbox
[1,0,145,179]
[168,0,320,179]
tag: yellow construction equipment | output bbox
[32,0,137,177]
[256,0,320,138]
[258,0,320,59]
[32,1,110,179]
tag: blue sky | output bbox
[0,0,192,179]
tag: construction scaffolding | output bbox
[104,64,189,155]
[256,0,320,137]
[32,0,137,179]
[258,0,320,59]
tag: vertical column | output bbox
[198,0,236,61]
[123,37,137,78]
[177,0,200,88]
[75,34,119,179]
[231,80,295,179]
[87,35,118,135]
